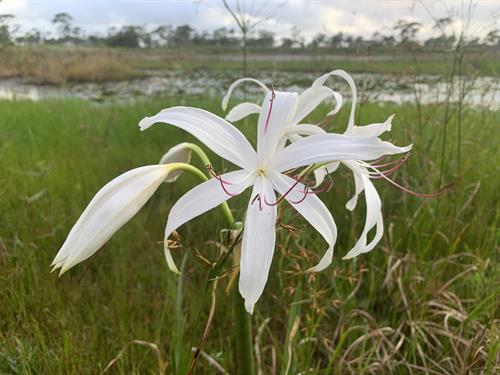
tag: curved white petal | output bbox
[222,77,269,111]
[345,165,364,211]
[139,106,258,170]
[257,91,298,162]
[239,176,276,314]
[225,102,261,122]
[164,170,255,273]
[284,124,326,137]
[291,86,342,125]
[269,172,337,272]
[159,143,192,183]
[342,161,384,259]
[312,162,340,188]
[327,90,343,116]
[52,165,171,274]
[269,133,412,173]
[348,114,394,137]
[312,69,357,132]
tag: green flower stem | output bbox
[182,143,212,169]
[233,285,254,375]
[167,162,254,373]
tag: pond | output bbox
[0,70,498,108]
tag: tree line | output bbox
[1,12,499,52]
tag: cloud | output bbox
[0,0,498,40]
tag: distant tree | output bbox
[0,14,18,50]
[106,26,142,48]
[212,27,238,47]
[18,28,43,46]
[247,29,274,48]
[424,34,456,51]
[328,32,344,49]
[52,13,74,41]
[393,19,422,51]
[290,25,304,48]
[309,33,327,48]
[169,24,193,47]
[485,29,499,47]
[280,37,293,48]
[151,25,172,47]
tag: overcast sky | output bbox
[1,0,499,41]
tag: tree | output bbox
[246,29,274,48]
[106,26,142,48]
[52,12,74,41]
[0,14,18,50]
[328,32,344,49]
[169,25,193,47]
[151,25,172,47]
[485,29,499,47]
[290,25,304,48]
[280,37,294,48]
[393,19,422,51]
[309,33,326,48]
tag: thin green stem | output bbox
[182,142,212,169]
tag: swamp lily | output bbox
[52,85,410,314]
[221,69,413,259]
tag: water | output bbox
[0,70,498,108]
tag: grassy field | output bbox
[0,46,499,85]
[0,95,499,374]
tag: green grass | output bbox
[131,48,500,77]
[0,96,498,374]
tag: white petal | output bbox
[239,176,277,314]
[348,114,394,137]
[312,162,340,188]
[345,165,365,211]
[221,77,268,111]
[291,86,342,125]
[269,172,337,272]
[284,124,326,137]
[257,91,298,162]
[158,143,192,183]
[164,170,255,273]
[312,69,357,132]
[225,102,261,122]
[52,165,170,274]
[342,161,384,259]
[269,133,412,173]
[139,107,258,170]
[327,90,343,116]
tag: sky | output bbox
[1,0,499,41]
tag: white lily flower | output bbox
[139,91,409,313]
[52,165,173,274]
[222,70,412,260]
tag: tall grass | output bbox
[0,96,498,373]
[0,47,141,85]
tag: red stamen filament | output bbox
[370,152,411,168]
[206,165,239,197]
[251,194,264,211]
[264,86,276,133]
[263,166,312,206]
[307,176,333,194]
[366,163,455,197]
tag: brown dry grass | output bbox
[0,47,142,85]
